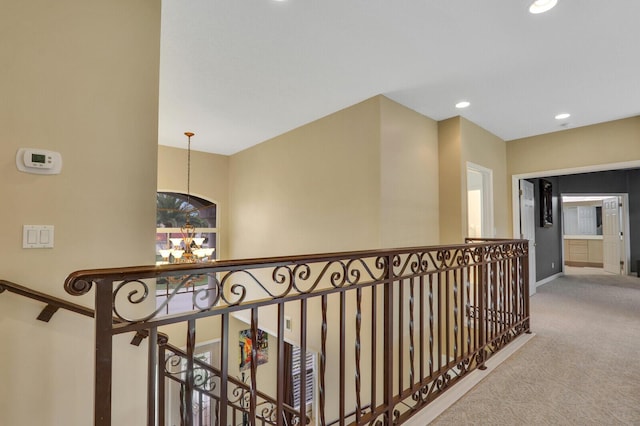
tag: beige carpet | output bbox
[430,273,640,425]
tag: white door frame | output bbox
[560,193,630,275]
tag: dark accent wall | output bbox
[558,170,627,193]
[626,169,640,273]
[528,177,563,281]
[556,169,640,274]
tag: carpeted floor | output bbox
[430,273,640,425]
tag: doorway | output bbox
[512,162,640,285]
[466,162,493,238]
[561,194,630,275]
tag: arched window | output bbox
[156,192,217,264]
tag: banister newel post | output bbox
[523,245,531,334]
[477,248,487,371]
[383,254,394,422]
[95,279,114,426]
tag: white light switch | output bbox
[27,229,38,244]
[23,225,54,248]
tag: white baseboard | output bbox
[404,333,536,425]
[536,272,563,288]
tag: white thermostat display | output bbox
[16,148,62,175]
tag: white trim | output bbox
[513,160,640,180]
[535,272,563,288]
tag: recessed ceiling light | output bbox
[555,113,571,120]
[529,0,558,14]
[456,101,470,109]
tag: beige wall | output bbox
[228,97,382,258]
[158,145,230,259]
[438,117,464,244]
[380,97,440,247]
[507,116,640,176]
[0,1,161,425]
[506,116,640,233]
[228,95,440,258]
[460,117,509,238]
[438,117,509,243]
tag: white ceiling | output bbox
[158,0,640,155]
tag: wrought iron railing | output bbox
[0,278,288,423]
[62,239,529,426]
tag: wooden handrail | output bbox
[64,238,527,296]
[0,279,94,322]
[0,279,165,346]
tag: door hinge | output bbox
[619,202,623,207]
[519,189,523,196]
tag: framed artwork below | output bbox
[540,179,553,227]
[239,329,269,371]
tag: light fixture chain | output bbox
[186,132,192,207]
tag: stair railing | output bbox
[61,239,529,426]
[0,278,289,424]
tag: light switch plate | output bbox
[23,225,54,248]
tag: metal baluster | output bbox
[95,279,113,426]
[355,288,362,421]
[219,314,229,426]
[250,308,259,426]
[339,291,345,426]
[428,274,434,377]
[419,274,425,383]
[453,269,459,362]
[300,298,308,426]
[158,341,166,426]
[409,276,415,388]
[370,284,377,416]
[148,327,158,426]
[320,295,327,426]
[445,268,451,368]
[383,254,394,423]
[277,303,286,426]
[185,319,196,426]
[478,248,487,370]
[399,275,404,393]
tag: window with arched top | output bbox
[156,192,219,315]
[156,192,217,264]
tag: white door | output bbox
[602,196,621,274]
[519,180,536,295]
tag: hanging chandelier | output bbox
[158,132,215,263]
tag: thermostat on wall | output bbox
[16,148,62,174]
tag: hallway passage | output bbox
[430,273,640,425]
